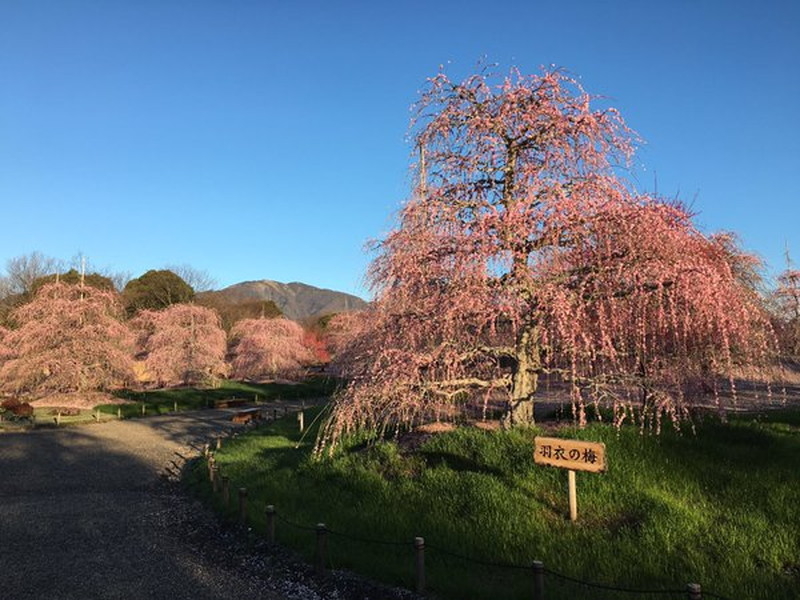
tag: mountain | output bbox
[207,280,368,321]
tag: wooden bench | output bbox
[231,408,263,424]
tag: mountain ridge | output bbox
[206,279,368,320]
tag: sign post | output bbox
[534,436,606,522]
[568,469,577,521]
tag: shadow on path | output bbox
[0,412,282,600]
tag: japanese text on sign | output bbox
[534,437,606,473]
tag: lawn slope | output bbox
[188,408,800,599]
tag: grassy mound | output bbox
[187,407,800,599]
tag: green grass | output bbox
[0,408,109,428]
[188,407,800,599]
[0,378,336,428]
[95,377,336,419]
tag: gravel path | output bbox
[0,407,415,600]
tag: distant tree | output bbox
[0,282,134,397]
[0,277,13,300]
[123,269,195,315]
[5,252,61,295]
[0,280,22,327]
[196,292,282,330]
[318,66,777,453]
[298,314,336,364]
[302,329,330,364]
[312,313,336,331]
[229,317,313,380]
[167,264,217,293]
[133,304,227,386]
[31,269,116,295]
[106,270,132,292]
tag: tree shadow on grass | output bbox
[417,450,505,477]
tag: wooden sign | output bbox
[534,436,607,522]
[534,437,606,473]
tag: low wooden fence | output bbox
[201,433,731,600]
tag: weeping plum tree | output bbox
[317,66,776,452]
[324,310,373,376]
[0,325,12,366]
[0,282,134,397]
[229,317,313,380]
[133,304,227,386]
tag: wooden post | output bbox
[532,561,544,600]
[265,505,276,543]
[238,488,248,526]
[216,436,222,450]
[414,536,425,595]
[283,406,287,416]
[298,411,305,433]
[117,407,121,420]
[203,443,210,457]
[272,408,277,420]
[568,470,577,522]
[222,476,230,508]
[315,523,328,577]
[211,466,220,493]
[173,401,178,412]
[141,403,146,416]
[56,412,61,426]
[687,583,702,599]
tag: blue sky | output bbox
[1,0,798,298]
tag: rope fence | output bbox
[202,448,731,600]
[195,408,736,600]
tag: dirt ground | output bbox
[0,406,415,600]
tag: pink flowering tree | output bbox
[0,325,13,367]
[0,282,134,397]
[133,304,227,387]
[324,310,374,376]
[773,264,800,357]
[316,67,776,452]
[229,317,313,381]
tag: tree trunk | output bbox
[502,325,539,427]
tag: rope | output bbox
[273,512,412,547]
[544,567,697,597]
[274,511,320,532]
[267,509,732,599]
[325,526,414,547]
[424,543,531,571]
